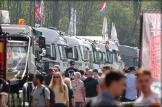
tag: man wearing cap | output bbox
[121,66,138,102]
[92,69,100,83]
[64,60,78,80]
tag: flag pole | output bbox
[34,0,36,26]
[41,17,43,27]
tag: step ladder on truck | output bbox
[0,10,46,106]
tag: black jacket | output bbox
[0,78,9,93]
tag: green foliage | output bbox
[0,0,161,47]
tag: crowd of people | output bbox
[0,60,160,107]
[29,60,161,107]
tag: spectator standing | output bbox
[92,69,100,83]
[79,70,87,81]
[53,68,58,72]
[41,72,46,76]
[64,78,75,107]
[44,68,54,86]
[123,68,128,74]
[30,74,50,107]
[0,92,8,107]
[85,66,89,76]
[54,65,60,72]
[99,74,106,92]
[85,70,126,107]
[122,67,138,102]
[64,60,78,80]
[0,78,9,93]
[102,66,113,74]
[98,69,102,77]
[49,72,69,107]
[83,70,99,103]
[134,68,160,107]
[72,72,85,107]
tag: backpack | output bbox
[32,86,55,107]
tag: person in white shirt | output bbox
[134,68,160,107]
[122,67,138,102]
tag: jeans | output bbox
[75,102,82,107]
[54,103,66,107]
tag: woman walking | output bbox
[72,72,85,107]
[64,78,75,107]
[49,72,69,107]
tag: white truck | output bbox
[77,36,123,70]
[118,45,139,68]
[64,36,90,70]
[35,28,68,73]
[0,10,46,106]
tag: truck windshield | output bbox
[58,45,67,60]
[79,45,88,60]
[134,58,139,67]
[106,49,113,63]
[93,50,102,63]
[113,51,118,62]
[7,46,27,71]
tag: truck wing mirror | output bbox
[50,44,56,59]
[39,36,45,48]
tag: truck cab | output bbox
[76,37,105,69]
[35,28,68,73]
[106,41,123,70]
[64,36,89,70]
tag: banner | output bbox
[140,10,162,94]
[68,4,76,36]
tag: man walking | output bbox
[85,70,126,107]
[44,68,54,86]
[122,67,138,102]
[134,68,160,107]
[64,60,78,80]
[30,74,50,107]
[83,70,100,103]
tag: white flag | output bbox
[102,16,108,40]
[68,7,74,35]
[40,0,44,18]
[73,8,76,36]
[68,5,76,36]
[111,22,119,44]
